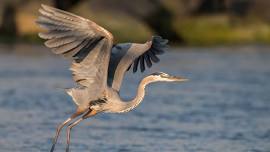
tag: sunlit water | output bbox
[0,45,269,152]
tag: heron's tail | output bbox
[65,88,88,106]
[65,88,79,105]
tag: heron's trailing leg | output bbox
[66,109,97,152]
[50,109,85,152]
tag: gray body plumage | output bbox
[36,5,187,152]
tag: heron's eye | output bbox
[160,73,169,78]
[160,74,165,78]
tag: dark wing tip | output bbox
[152,36,169,48]
[130,35,169,73]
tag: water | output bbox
[0,45,269,152]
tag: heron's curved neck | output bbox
[117,76,155,113]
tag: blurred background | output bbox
[0,0,270,152]
[0,0,270,45]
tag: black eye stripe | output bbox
[151,72,169,78]
[152,72,168,76]
[152,72,161,75]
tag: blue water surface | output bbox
[0,46,269,152]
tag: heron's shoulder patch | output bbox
[89,98,107,106]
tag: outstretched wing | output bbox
[108,36,168,91]
[37,5,113,93]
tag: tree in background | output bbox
[139,0,184,42]
[0,0,269,44]
[54,0,82,10]
[87,0,184,42]
[191,0,252,17]
[249,0,270,22]
[194,0,226,14]
[0,3,17,42]
[53,0,184,42]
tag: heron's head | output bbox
[147,72,188,82]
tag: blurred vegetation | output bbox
[0,0,270,46]
[175,15,270,45]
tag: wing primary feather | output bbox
[39,8,79,26]
[62,39,89,58]
[36,21,72,31]
[151,47,165,55]
[37,16,76,28]
[51,40,82,54]
[140,56,145,72]
[154,38,168,46]
[133,58,140,73]
[39,30,84,40]
[45,36,77,48]
[148,51,160,63]
[145,53,152,68]
[127,64,132,71]
[38,30,70,39]
[74,37,104,63]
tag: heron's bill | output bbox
[171,76,189,82]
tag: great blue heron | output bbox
[36,4,188,152]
